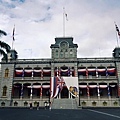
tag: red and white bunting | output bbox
[15,70,23,75]
[42,85,50,88]
[15,70,23,72]
[89,85,97,88]
[87,68,96,72]
[43,69,51,72]
[99,85,107,88]
[32,85,41,88]
[24,69,33,73]
[78,69,86,72]
[110,85,116,87]
[61,69,68,72]
[33,69,42,72]
[79,85,87,88]
[27,86,32,88]
[97,69,106,72]
[107,68,115,72]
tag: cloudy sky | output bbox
[0,0,120,59]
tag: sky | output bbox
[0,0,120,59]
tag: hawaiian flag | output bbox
[50,77,64,98]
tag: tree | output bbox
[0,30,11,62]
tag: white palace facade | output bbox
[0,37,120,108]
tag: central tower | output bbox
[50,37,78,59]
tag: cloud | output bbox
[0,0,120,59]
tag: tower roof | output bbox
[50,37,78,48]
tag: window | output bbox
[56,50,58,57]
[60,50,64,58]
[70,49,73,57]
[4,68,9,78]
[2,86,7,96]
[65,49,68,57]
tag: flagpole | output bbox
[12,40,14,49]
[63,7,65,37]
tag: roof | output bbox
[50,37,78,48]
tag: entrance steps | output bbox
[51,98,78,109]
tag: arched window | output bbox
[2,86,7,96]
[4,68,9,78]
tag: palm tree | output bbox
[0,30,11,62]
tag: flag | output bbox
[63,7,68,21]
[12,25,15,41]
[65,13,68,21]
[63,77,79,97]
[50,77,64,98]
[115,24,120,37]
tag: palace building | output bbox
[0,37,120,108]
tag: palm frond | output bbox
[0,48,8,62]
[0,41,11,53]
[0,30,7,36]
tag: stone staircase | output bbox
[51,98,78,109]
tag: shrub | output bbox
[113,101,118,106]
[103,101,107,106]
[24,101,28,106]
[92,101,97,106]
[82,101,86,106]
